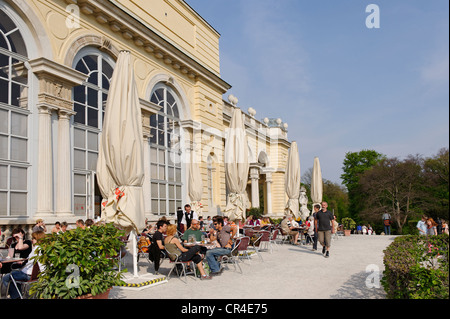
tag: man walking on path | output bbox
[314,202,335,258]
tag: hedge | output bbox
[382,234,449,299]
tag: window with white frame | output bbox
[72,49,114,216]
[149,84,183,216]
[0,9,29,216]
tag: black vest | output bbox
[184,211,194,229]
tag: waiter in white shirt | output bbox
[180,204,199,232]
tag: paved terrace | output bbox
[111,234,396,299]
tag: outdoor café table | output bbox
[183,242,216,250]
[0,257,27,264]
[0,257,27,299]
[292,227,307,244]
[0,257,27,280]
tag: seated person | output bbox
[182,219,204,242]
[205,216,237,276]
[148,219,168,274]
[244,215,253,226]
[248,215,261,227]
[2,231,46,299]
[51,222,61,233]
[85,219,94,228]
[1,228,33,275]
[280,214,299,245]
[164,224,211,280]
[10,228,32,259]
[306,216,315,244]
[260,216,271,230]
[60,221,69,233]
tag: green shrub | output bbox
[341,217,356,230]
[247,207,264,219]
[382,234,449,299]
[30,223,126,299]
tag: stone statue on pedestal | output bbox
[299,186,310,220]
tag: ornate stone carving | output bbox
[30,57,87,112]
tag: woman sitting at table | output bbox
[1,228,33,275]
[10,228,32,260]
[260,217,271,230]
[164,224,212,280]
[2,230,46,299]
[248,215,261,227]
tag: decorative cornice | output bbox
[30,57,88,86]
[63,0,231,93]
[30,57,87,111]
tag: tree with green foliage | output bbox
[422,148,449,220]
[341,150,385,221]
[322,180,349,220]
[302,167,348,220]
[359,155,425,234]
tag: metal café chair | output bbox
[279,227,293,245]
[243,227,254,238]
[165,250,197,284]
[268,228,280,252]
[6,261,40,299]
[258,230,271,253]
[219,238,242,273]
[248,233,264,262]
[236,236,251,262]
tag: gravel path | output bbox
[110,234,396,299]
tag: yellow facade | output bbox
[0,0,292,241]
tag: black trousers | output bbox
[179,245,202,264]
[312,230,318,250]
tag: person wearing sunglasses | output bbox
[205,216,237,276]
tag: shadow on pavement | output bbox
[329,271,386,299]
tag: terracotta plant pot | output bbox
[344,229,351,236]
[75,287,112,299]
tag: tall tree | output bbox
[341,150,385,220]
[302,167,348,218]
[358,156,425,234]
[422,148,449,219]
[322,180,349,219]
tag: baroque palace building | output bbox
[0,0,292,241]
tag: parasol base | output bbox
[119,272,167,290]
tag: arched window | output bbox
[72,48,114,217]
[0,9,29,216]
[149,84,182,216]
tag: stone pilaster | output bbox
[30,58,87,217]
[35,105,55,216]
[142,132,152,216]
[56,109,76,216]
[250,167,260,208]
[265,172,273,215]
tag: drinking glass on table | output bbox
[8,247,15,258]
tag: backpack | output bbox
[384,219,391,226]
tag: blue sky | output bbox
[185,0,449,185]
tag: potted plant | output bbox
[29,223,126,299]
[341,217,356,236]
